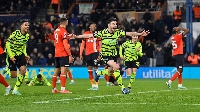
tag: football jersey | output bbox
[0,38,4,54]
[93,28,125,57]
[120,41,143,61]
[171,33,183,56]
[54,26,70,57]
[6,30,29,58]
[80,31,101,55]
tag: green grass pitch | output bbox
[1,78,200,112]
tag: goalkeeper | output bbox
[27,74,51,86]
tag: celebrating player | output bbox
[51,17,72,93]
[72,18,149,94]
[80,22,101,90]
[166,27,189,89]
[119,35,143,91]
[5,19,30,95]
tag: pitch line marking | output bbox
[90,102,200,106]
[32,88,200,104]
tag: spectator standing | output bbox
[187,52,200,64]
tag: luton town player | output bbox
[52,18,72,93]
[72,18,149,94]
[80,22,101,90]
[166,27,189,89]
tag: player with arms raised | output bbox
[166,27,189,89]
[73,18,149,94]
[80,22,101,90]
[52,18,72,93]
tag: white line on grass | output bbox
[32,88,200,104]
[89,102,200,106]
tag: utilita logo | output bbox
[143,68,177,78]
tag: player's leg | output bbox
[107,60,129,94]
[176,55,186,89]
[128,61,139,90]
[67,69,74,84]
[87,66,96,90]
[24,68,29,84]
[52,68,60,93]
[59,56,72,93]
[0,74,12,95]
[56,71,61,84]
[12,64,26,95]
[52,57,60,93]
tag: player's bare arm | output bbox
[173,27,189,37]
[126,30,150,37]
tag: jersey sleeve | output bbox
[27,76,37,86]
[42,76,51,86]
[119,30,126,38]
[136,42,143,57]
[119,41,127,57]
[5,31,17,58]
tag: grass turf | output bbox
[0,78,200,112]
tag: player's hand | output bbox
[68,34,75,39]
[80,55,83,60]
[173,27,179,30]
[141,30,150,36]
[25,55,30,61]
[137,47,141,51]
[10,57,16,64]
[69,55,74,63]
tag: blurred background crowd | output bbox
[0,0,200,67]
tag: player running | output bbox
[51,17,72,93]
[119,35,143,91]
[166,27,189,89]
[80,22,101,90]
[5,19,30,95]
[72,18,149,94]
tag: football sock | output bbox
[113,70,124,89]
[0,74,9,87]
[52,75,57,89]
[104,75,110,82]
[170,72,179,82]
[128,72,136,87]
[14,74,25,90]
[88,70,95,85]
[178,73,182,86]
[68,71,73,81]
[24,71,29,82]
[60,74,66,90]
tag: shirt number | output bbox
[171,37,177,49]
[55,33,58,43]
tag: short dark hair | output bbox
[20,19,29,25]
[37,74,42,78]
[60,18,68,23]
[106,17,117,25]
[88,22,96,29]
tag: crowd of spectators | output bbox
[0,0,200,67]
